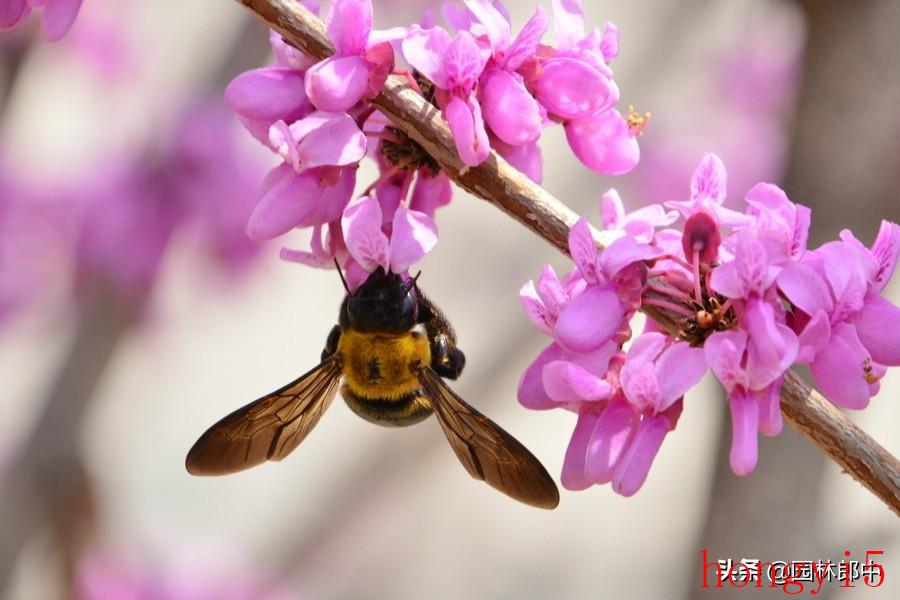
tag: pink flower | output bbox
[491,135,543,182]
[305,0,401,112]
[564,109,640,175]
[744,182,811,262]
[598,188,677,244]
[779,229,899,409]
[226,26,331,147]
[531,0,619,120]
[665,153,752,228]
[462,0,548,146]
[402,25,490,166]
[1,0,83,41]
[558,219,663,352]
[245,112,366,242]
[341,195,437,285]
[606,333,705,495]
[555,333,705,496]
[710,228,782,300]
[705,322,795,476]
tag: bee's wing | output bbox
[417,365,560,509]
[186,356,343,476]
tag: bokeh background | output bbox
[1,0,898,598]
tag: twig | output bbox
[233,0,900,515]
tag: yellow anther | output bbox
[625,104,651,137]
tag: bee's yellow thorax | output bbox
[338,329,431,400]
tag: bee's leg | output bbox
[321,325,342,361]
[416,291,465,380]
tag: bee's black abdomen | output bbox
[341,385,433,427]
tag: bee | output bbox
[186,267,560,509]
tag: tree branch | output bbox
[233,0,900,515]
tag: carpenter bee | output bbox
[186,267,560,509]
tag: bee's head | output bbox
[346,268,418,333]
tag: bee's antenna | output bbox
[404,270,422,293]
[333,258,351,294]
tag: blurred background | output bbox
[1,0,898,598]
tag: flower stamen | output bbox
[625,105,651,137]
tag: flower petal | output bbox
[728,390,759,476]
[599,188,625,230]
[246,168,322,241]
[626,331,666,362]
[534,57,618,119]
[295,112,367,168]
[655,342,707,410]
[704,330,749,394]
[690,153,727,206]
[444,95,490,167]
[327,0,371,56]
[585,398,638,483]
[611,413,670,496]
[270,30,315,71]
[809,323,872,409]
[503,5,549,70]
[599,235,662,280]
[0,0,30,30]
[493,138,543,183]
[401,25,452,88]
[305,55,370,112]
[518,342,565,410]
[776,260,833,316]
[410,171,452,219]
[536,264,568,317]
[388,207,438,273]
[444,30,488,92]
[567,217,600,284]
[565,109,639,175]
[551,0,586,49]
[795,308,831,363]
[600,21,619,62]
[225,68,309,122]
[555,285,623,352]
[297,166,356,227]
[620,355,661,412]
[542,360,613,403]
[341,196,389,272]
[364,41,395,98]
[520,280,554,337]
[817,241,867,314]
[463,0,510,51]
[869,220,899,294]
[853,295,900,366]
[561,408,600,491]
[479,68,542,145]
[744,300,797,390]
[756,382,783,437]
[39,0,83,41]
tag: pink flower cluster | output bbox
[225,0,644,288]
[519,153,899,496]
[0,0,83,41]
[404,0,641,175]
